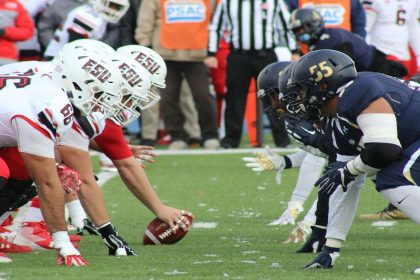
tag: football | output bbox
[143,215,193,245]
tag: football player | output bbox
[0,45,123,265]
[43,0,130,59]
[285,49,420,273]
[359,0,420,219]
[290,8,408,78]
[243,61,325,235]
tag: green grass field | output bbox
[2,153,420,279]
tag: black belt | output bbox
[230,48,274,56]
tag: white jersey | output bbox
[44,4,107,58]
[0,72,74,155]
[0,61,106,151]
[0,61,54,75]
[364,0,420,62]
[16,0,49,52]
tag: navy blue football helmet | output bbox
[288,49,357,114]
[257,61,291,116]
[290,8,324,44]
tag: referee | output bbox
[205,0,298,148]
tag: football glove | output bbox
[285,115,321,147]
[98,222,136,256]
[283,220,313,243]
[304,246,340,269]
[56,246,89,267]
[297,226,326,254]
[53,232,88,267]
[242,146,285,185]
[56,164,82,193]
[315,161,357,195]
[268,201,303,225]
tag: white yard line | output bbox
[91,147,298,157]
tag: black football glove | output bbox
[315,161,357,195]
[285,115,321,147]
[97,222,136,256]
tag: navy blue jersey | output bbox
[310,28,375,71]
[324,116,362,158]
[336,72,420,149]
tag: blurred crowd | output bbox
[1,0,419,150]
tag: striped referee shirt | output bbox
[208,0,297,55]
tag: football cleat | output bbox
[13,222,79,250]
[283,221,312,243]
[304,246,340,269]
[0,252,12,263]
[359,204,409,220]
[0,232,32,253]
[77,218,100,236]
[296,226,326,253]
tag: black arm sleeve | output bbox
[360,142,403,169]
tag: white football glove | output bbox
[283,220,313,243]
[242,146,285,185]
[268,201,304,225]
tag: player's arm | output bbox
[112,157,191,230]
[12,117,67,232]
[57,144,110,227]
[346,97,402,176]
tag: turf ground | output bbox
[2,152,420,279]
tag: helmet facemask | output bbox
[91,0,129,23]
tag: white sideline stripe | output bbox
[96,172,118,188]
[192,222,217,229]
[90,147,298,157]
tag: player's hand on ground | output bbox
[283,221,312,243]
[56,243,88,267]
[242,146,285,185]
[56,163,82,193]
[156,206,194,232]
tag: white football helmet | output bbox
[53,45,123,118]
[110,54,152,126]
[90,0,130,23]
[64,39,115,55]
[117,45,166,109]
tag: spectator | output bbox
[290,8,408,77]
[286,0,366,38]
[363,0,420,78]
[0,0,34,65]
[205,0,296,149]
[42,0,129,59]
[16,0,49,61]
[136,0,220,150]
[36,0,86,53]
